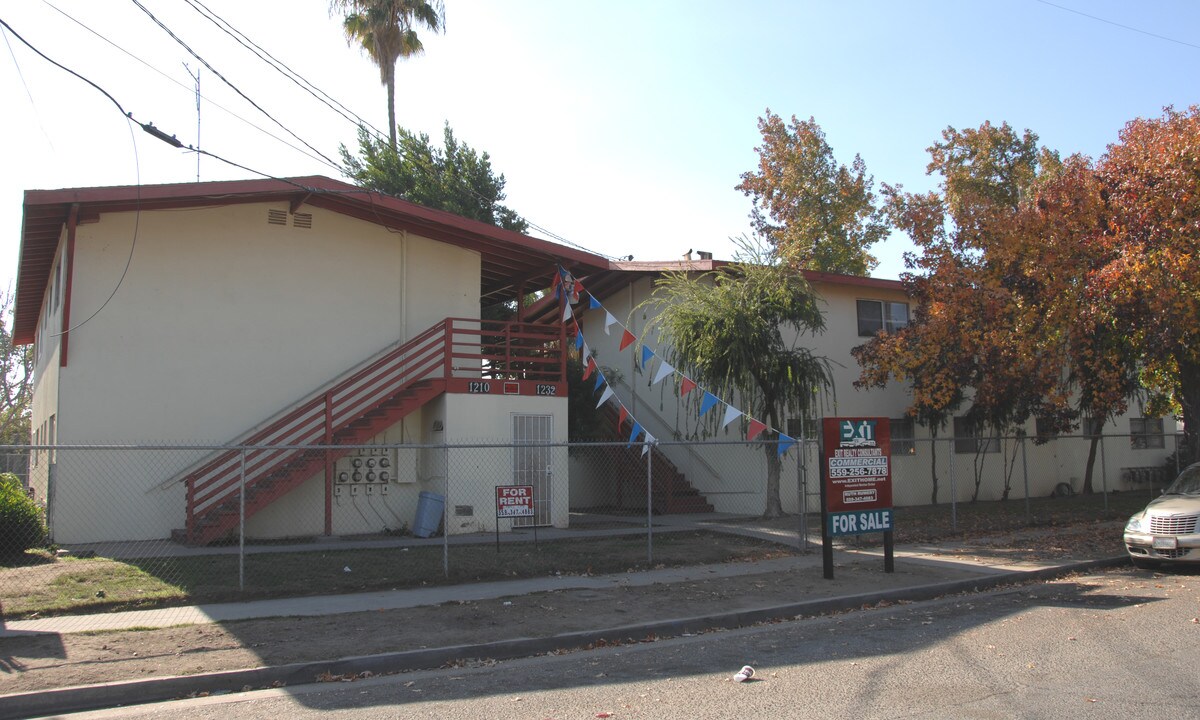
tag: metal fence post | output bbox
[948,437,957,531]
[239,447,246,592]
[646,442,653,565]
[797,440,807,553]
[1020,434,1030,525]
[443,444,450,579]
[1100,434,1109,512]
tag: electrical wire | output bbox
[181,0,388,140]
[2,14,146,338]
[41,0,343,172]
[1034,0,1200,51]
[129,0,342,170]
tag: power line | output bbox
[1035,0,1200,51]
[129,0,342,169]
[181,0,387,140]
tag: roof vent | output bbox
[267,209,287,226]
[292,213,313,229]
[697,250,713,260]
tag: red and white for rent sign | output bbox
[495,485,535,518]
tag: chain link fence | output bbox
[0,432,1184,630]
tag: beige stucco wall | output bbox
[576,271,1178,514]
[241,393,569,540]
[40,201,482,543]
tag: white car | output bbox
[1124,462,1200,569]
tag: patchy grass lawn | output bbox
[0,531,790,619]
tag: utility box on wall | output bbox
[334,447,404,485]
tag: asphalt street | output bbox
[50,566,1200,720]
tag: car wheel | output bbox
[1130,557,1160,570]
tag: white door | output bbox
[513,414,552,527]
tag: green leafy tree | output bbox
[332,0,445,150]
[736,111,889,276]
[341,123,528,232]
[641,237,833,518]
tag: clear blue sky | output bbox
[1,0,1196,288]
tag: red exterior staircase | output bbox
[598,406,714,514]
[173,318,566,545]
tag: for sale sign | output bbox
[495,485,535,518]
[822,417,892,536]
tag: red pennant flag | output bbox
[747,419,768,442]
[680,377,697,397]
[582,357,596,381]
[619,329,636,351]
[617,406,629,431]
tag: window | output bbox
[1130,417,1164,450]
[1034,417,1059,442]
[785,417,818,440]
[890,417,916,456]
[954,416,998,454]
[857,299,909,336]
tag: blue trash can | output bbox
[412,491,445,538]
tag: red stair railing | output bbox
[182,318,565,543]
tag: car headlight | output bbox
[1125,513,1147,533]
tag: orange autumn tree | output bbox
[1095,106,1200,465]
[855,122,1078,501]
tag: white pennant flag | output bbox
[721,404,743,429]
[582,340,591,359]
[604,311,618,335]
[652,360,674,386]
[641,432,657,456]
[595,386,615,408]
[563,302,573,322]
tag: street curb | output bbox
[2,556,1128,719]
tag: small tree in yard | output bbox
[640,238,833,518]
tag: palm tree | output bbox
[641,237,834,518]
[333,0,445,150]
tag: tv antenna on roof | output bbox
[183,63,201,182]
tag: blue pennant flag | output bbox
[776,434,796,458]
[594,371,606,392]
[589,294,601,310]
[628,421,643,447]
[699,392,719,417]
[641,345,654,367]
[575,331,584,349]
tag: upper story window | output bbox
[857,299,909,336]
[1130,417,1164,450]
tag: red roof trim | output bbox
[15,176,610,344]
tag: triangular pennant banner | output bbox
[596,385,615,408]
[582,357,596,381]
[641,432,656,456]
[604,311,618,335]
[594,371,606,392]
[575,329,584,349]
[573,280,583,302]
[746,418,767,442]
[680,377,697,397]
[628,421,643,447]
[589,294,601,310]
[619,329,636,351]
[699,392,719,417]
[563,301,573,322]
[617,405,629,430]
[641,345,654,366]
[721,405,743,429]
[652,360,674,385]
[776,434,796,458]
[582,341,591,359]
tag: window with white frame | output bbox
[1130,417,1164,450]
[953,416,998,454]
[890,417,916,456]
[857,299,909,336]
